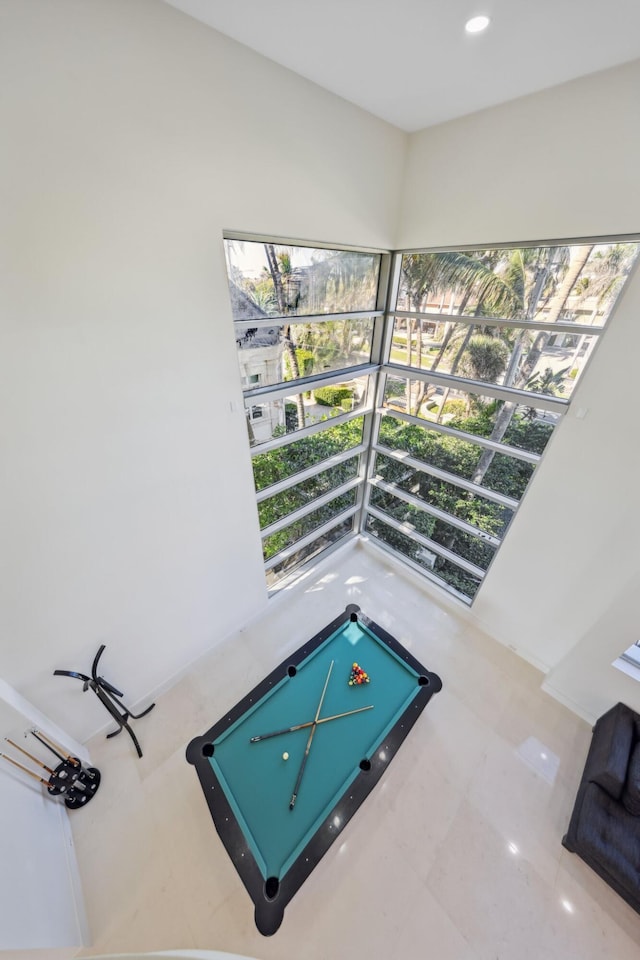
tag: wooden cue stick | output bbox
[250,704,374,743]
[289,660,334,810]
[5,738,55,775]
[32,729,80,766]
[0,752,51,786]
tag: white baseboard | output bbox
[540,679,597,725]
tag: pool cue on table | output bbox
[250,704,374,743]
[289,660,334,810]
[0,751,52,787]
[4,738,55,775]
[31,730,80,766]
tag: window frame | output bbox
[360,235,640,604]
[224,231,391,594]
[225,232,640,601]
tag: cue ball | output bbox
[282,752,289,761]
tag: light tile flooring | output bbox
[67,543,640,960]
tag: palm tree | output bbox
[564,243,639,374]
[524,365,570,395]
[264,243,306,430]
[471,244,594,485]
[399,251,521,415]
[303,249,378,315]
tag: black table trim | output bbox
[186,604,442,935]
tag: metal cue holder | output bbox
[54,644,155,758]
[0,730,101,809]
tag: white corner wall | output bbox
[543,568,640,722]
[0,694,87,951]
[397,59,640,248]
[0,0,406,741]
[397,59,640,721]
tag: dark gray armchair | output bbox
[563,701,640,913]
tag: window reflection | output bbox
[236,319,373,392]
[226,240,380,320]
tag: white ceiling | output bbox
[163,0,640,132]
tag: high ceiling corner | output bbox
[163,0,640,131]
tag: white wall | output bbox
[0,0,406,741]
[0,695,87,951]
[397,59,640,720]
[3,0,636,739]
[543,568,640,722]
[397,59,640,248]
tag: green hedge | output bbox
[296,349,314,376]
[314,385,353,407]
[441,399,467,417]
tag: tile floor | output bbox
[66,543,640,960]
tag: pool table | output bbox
[186,604,442,935]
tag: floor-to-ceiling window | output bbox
[224,235,388,590]
[363,239,639,602]
[225,235,639,601]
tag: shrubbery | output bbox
[252,417,364,492]
[441,399,467,417]
[314,385,353,407]
[295,348,314,377]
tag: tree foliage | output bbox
[365,516,482,599]
[252,418,364,493]
[258,457,359,530]
[314,385,353,407]
[372,408,546,596]
[455,334,510,383]
[374,453,512,539]
[263,489,357,561]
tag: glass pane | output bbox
[236,318,373,389]
[258,457,359,529]
[395,243,639,326]
[225,240,380,320]
[263,490,357,561]
[368,488,495,569]
[574,243,640,327]
[265,518,354,588]
[373,452,513,539]
[365,515,480,601]
[246,375,370,446]
[382,375,557,455]
[378,415,534,501]
[252,417,364,493]
[390,319,589,400]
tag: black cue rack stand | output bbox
[0,730,101,810]
[54,644,155,758]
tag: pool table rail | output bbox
[186,604,442,936]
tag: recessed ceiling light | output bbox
[465,15,491,34]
